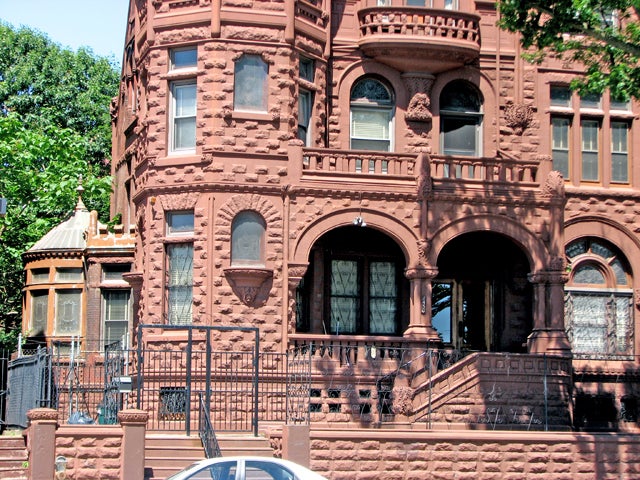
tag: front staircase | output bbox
[409,352,573,429]
[144,433,274,480]
[0,434,28,480]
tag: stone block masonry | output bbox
[309,429,640,480]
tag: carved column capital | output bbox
[405,266,438,280]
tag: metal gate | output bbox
[135,325,260,435]
[6,348,51,428]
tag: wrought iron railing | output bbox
[198,393,221,458]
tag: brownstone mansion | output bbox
[18,0,640,478]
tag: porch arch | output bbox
[291,208,421,270]
[429,214,549,272]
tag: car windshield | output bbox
[166,462,203,479]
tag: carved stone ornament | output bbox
[634,289,640,307]
[224,267,273,305]
[504,102,534,135]
[118,409,150,425]
[542,170,565,198]
[391,386,414,416]
[406,93,432,122]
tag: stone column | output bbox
[118,409,149,480]
[527,270,571,355]
[27,408,58,480]
[403,266,441,341]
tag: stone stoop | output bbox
[144,433,274,480]
[0,434,28,480]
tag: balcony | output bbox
[288,147,551,195]
[357,8,481,73]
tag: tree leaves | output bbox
[0,23,118,350]
[498,0,640,100]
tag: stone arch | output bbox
[292,208,420,270]
[216,194,283,266]
[565,216,640,279]
[429,214,547,272]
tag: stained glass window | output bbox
[565,238,633,358]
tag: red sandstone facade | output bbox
[20,0,640,477]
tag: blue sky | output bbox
[0,0,130,64]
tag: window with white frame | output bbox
[234,55,268,112]
[103,290,130,349]
[440,80,483,157]
[170,81,197,153]
[55,289,82,335]
[231,211,266,266]
[565,238,633,359]
[170,47,197,70]
[350,77,394,152]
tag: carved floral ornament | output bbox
[504,102,534,135]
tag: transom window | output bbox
[234,55,268,112]
[170,47,197,70]
[440,80,483,157]
[565,238,633,358]
[167,210,195,236]
[350,78,394,152]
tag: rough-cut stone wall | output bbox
[55,425,122,480]
[309,429,640,480]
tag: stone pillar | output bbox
[282,425,310,468]
[403,266,441,341]
[27,408,58,480]
[527,271,571,355]
[118,409,149,480]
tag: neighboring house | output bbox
[22,190,135,355]
[20,0,640,476]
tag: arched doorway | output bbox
[295,226,410,336]
[433,232,533,352]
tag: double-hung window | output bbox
[103,290,130,349]
[166,211,194,325]
[169,47,197,154]
[440,80,483,157]
[611,122,629,183]
[350,78,394,152]
[30,291,49,335]
[549,85,632,185]
[297,57,315,145]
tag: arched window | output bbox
[234,55,268,112]
[440,80,483,156]
[350,78,394,152]
[565,238,633,358]
[231,211,266,266]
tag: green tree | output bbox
[0,23,119,350]
[498,0,640,100]
[0,114,112,349]
[0,22,119,173]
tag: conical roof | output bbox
[27,196,91,253]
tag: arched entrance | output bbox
[295,226,410,336]
[433,232,533,352]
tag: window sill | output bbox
[231,111,272,122]
[156,154,201,167]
